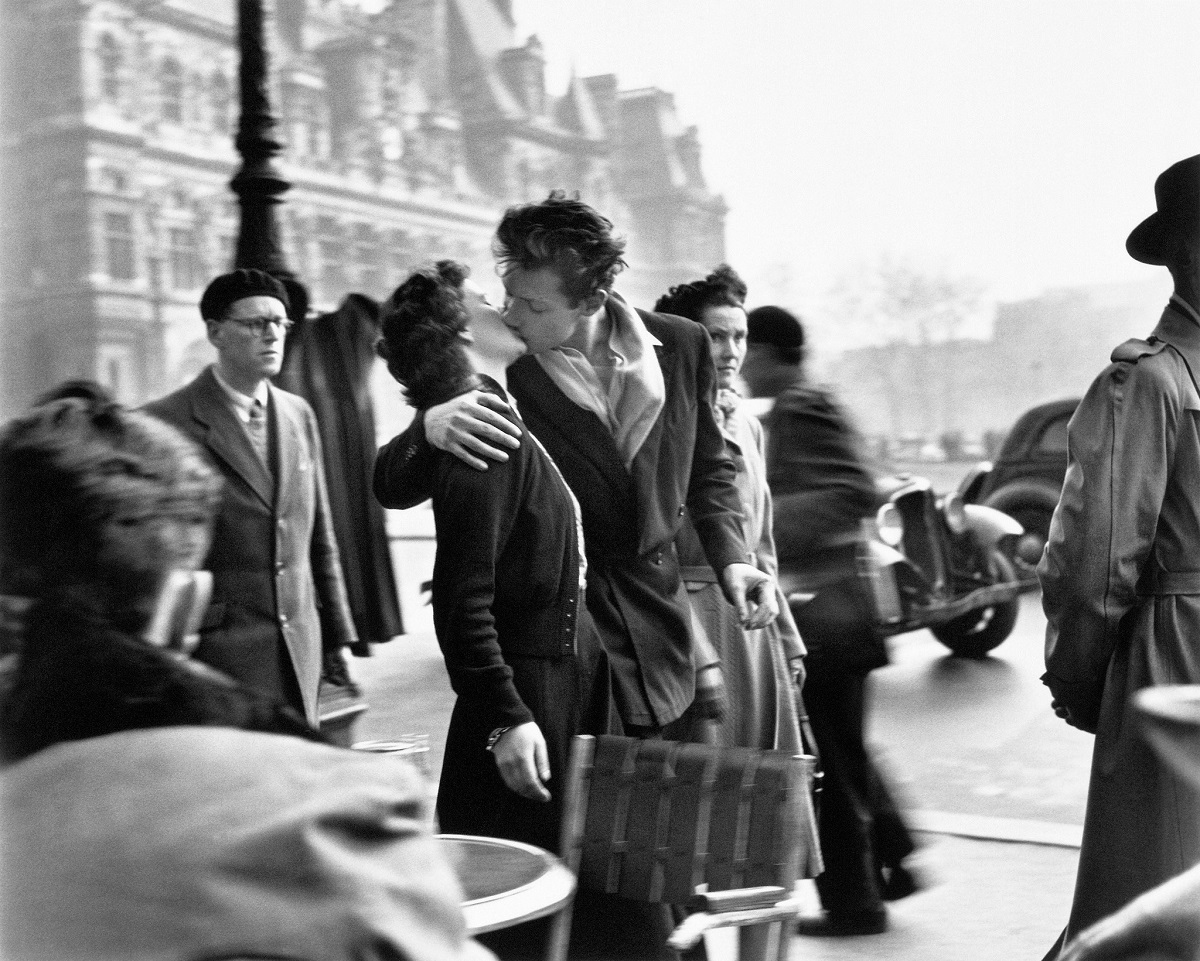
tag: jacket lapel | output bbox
[511,356,631,493]
[270,385,304,512]
[628,337,678,552]
[1153,307,1200,412]
[190,369,274,509]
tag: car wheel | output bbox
[931,548,1021,657]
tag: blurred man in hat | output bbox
[742,305,917,937]
[145,269,358,727]
[1040,154,1200,956]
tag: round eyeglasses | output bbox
[224,316,294,337]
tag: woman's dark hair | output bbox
[0,393,221,625]
[376,260,477,412]
[654,264,747,322]
[493,190,627,306]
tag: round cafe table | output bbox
[436,833,576,935]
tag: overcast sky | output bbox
[511,0,1200,321]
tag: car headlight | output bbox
[942,492,967,535]
[876,502,904,547]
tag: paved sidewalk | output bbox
[348,633,1079,961]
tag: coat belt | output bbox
[1137,569,1200,595]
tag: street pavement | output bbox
[347,609,1086,961]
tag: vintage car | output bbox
[958,397,1079,577]
[861,473,1036,657]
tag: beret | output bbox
[199,269,291,321]
[746,305,805,352]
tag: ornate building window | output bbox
[168,227,199,290]
[97,33,122,102]
[315,218,346,303]
[160,57,184,123]
[353,225,383,296]
[210,71,232,134]
[103,211,136,280]
[388,230,415,284]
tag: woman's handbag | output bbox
[795,695,823,823]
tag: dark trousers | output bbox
[792,578,913,917]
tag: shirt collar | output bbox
[1170,294,1200,328]
[211,364,269,413]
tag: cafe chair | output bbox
[545,734,821,961]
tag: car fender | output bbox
[957,460,993,502]
[982,478,1063,517]
[964,503,1023,547]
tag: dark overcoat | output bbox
[145,367,358,724]
[277,294,402,650]
[1041,301,1200,940]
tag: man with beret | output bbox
[1040,154,1200,955]
[145,269,359,726]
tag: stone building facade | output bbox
[0,0,727,417]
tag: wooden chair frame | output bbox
[544,734,820,961]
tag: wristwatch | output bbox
[485,726,510,752]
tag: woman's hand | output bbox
[491,722,552,802]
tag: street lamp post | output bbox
[232,0,308,320]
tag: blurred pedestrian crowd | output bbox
[2,160,1200,961]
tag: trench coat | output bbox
[146,368,359,725]
[1040,300,1200,940]
[277,294,403,650]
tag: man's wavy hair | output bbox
[0,391,221,628]
[376,260,476,412]
[493,190,627,305]
[654,264,748,322]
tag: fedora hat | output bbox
[1127,154,1200,265]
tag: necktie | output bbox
[247,399,270,468]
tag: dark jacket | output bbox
[145,367,358,724]
[379,387,584,732]
[373,308,746,728]
[766,380,878,588]
[276,294,402,650]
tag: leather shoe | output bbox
[794,908,888,937]
[880,863,922,901]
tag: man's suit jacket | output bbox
[375,308,746,728]
[145,367,357,724]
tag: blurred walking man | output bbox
[1040,154,1200,955]
[146,269,358,727]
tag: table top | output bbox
[436,833,576,935]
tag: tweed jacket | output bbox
[374,307,746,728]
[145,367,357,724]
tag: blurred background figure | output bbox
[743,305,918,936]
[145,269,360,728]
[277,292,403,655]
[0,386,323,764]
[655,265,808,756]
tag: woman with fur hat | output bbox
[0,387,323,763]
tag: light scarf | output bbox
[534,292,665,469]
